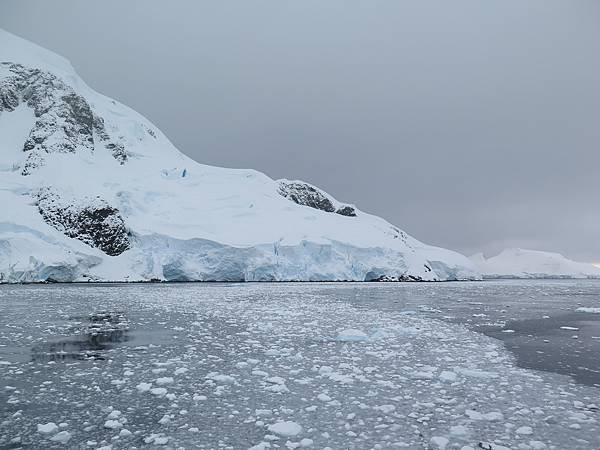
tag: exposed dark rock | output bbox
[0,82,18,111]
[37,188,131,256]
[278,181,336,212]
[335,206,356,217]
[368,274,423,282]
[0,63,128,174]
[278,180,357,217]
[387,226,408,244]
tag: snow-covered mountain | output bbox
[0,28,479,283]
[471,248,600,279]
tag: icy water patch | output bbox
[335,280,600,388]
[31,311,130,363]
[0,282,599,449]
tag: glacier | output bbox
[0,28,479,283]
[471,248,600,280]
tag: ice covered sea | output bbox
[1,281,599,449]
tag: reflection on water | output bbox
[31,311,130,362]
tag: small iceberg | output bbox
[337,328,369,342]
[576,307,600,314]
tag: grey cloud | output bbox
[1,0,598,260]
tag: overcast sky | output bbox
[1,1,599,261]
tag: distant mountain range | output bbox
[471,248,600,279]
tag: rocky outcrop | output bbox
[278,180,335,212]
[368,274,423,282]
[36,188,131,256]
[277,180,357,217]
[335,205,357,217]
[0,63,127,174]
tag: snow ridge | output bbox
[471,248,600,279]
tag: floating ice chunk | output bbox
[265,383,289,393]
[465,409,484,420]
[326,372,354,384]
[477,444,510,450]
[483,411,504,421]
[193,394,207,401]
[106,410,121,420]
[154,436,169,445]
[37,422,59,434]
[248,443,271,450]
[318,366,333,374]
[411,370,435,380]
[154,362,174,367]
[119,429,132,437]
[265,349,281,356]
[456,368,498,379]
[439,371,457,382]
[265,376,286,385]
[337,329,369,342]
[317,393,332,402]
[515,426,533,435]
[150,387,168,396]
[370,328,391,339]
[104,420,122,429]
[206,372,235,383]
[267,421,302,436]
[374,404,396,414]
[529,442,547,449]
[49,431,71,444]
[155,377,174,385]
[560,326,579,331]
[299,438,314,447]
[575,307,600,314]
[174,367,188,375]
[136,382,152,392]
[430,436,449,449]
[145,433,169,444]
[450,425,468,436]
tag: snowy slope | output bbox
[0,28,479,282]
[471,248,600,279]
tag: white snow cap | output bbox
[471,248,600,279]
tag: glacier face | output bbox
[471,248,600,279]
[0,28,479,283]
